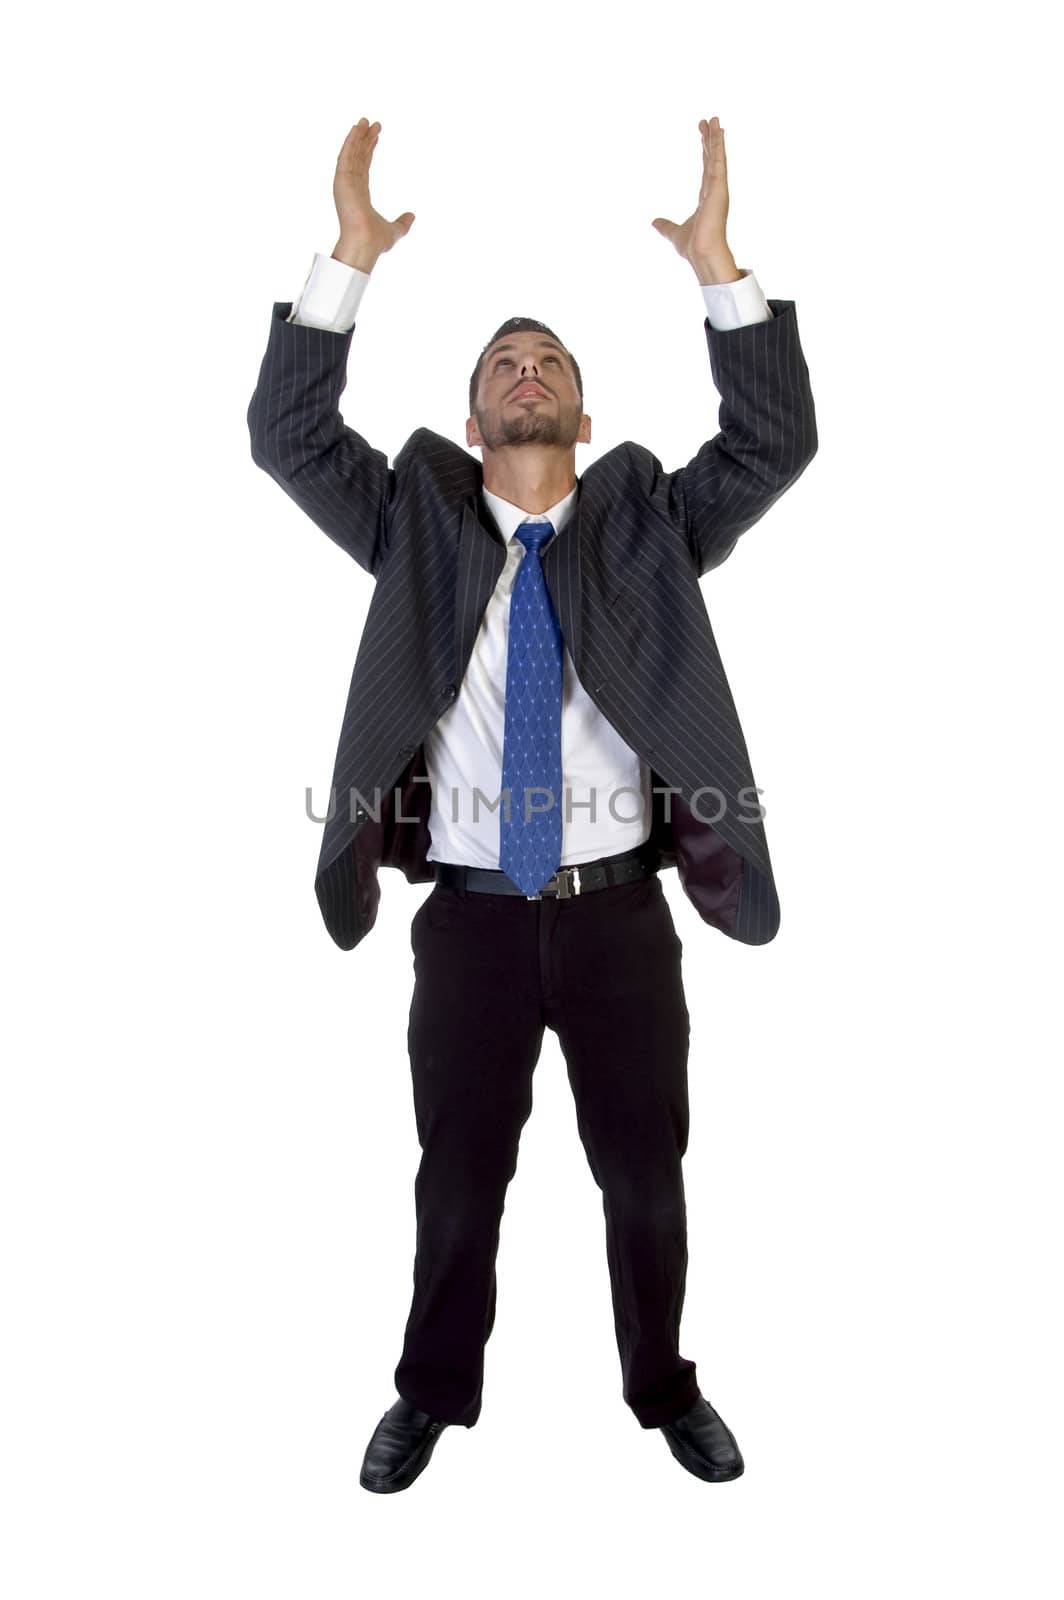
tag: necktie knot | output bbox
[516,519,554,555]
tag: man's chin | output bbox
[501,423,571,448]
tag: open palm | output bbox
[333,118,415,263]
[652,117,731,272]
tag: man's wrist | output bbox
[332,237,380,273]
[690,250,742,285]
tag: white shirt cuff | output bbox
[286,251,371,331]
[700,268,772,331]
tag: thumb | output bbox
[393,211,416,235]
[651,217,675,242]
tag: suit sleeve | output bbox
[668,298,818,576]
[246,298,396,578]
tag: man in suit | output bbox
[247,115,817,1492]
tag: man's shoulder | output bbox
[583,439,657,476]
[393,427,480,482]
[581,440,668,502]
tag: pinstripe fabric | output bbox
[247,298,817,951]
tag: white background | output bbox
[3,0,1062,1594]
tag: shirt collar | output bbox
[481,481,578,544]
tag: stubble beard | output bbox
[475,398,583,452]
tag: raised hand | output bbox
[332,118,415,272]
[651,117,739,284]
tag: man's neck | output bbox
[480,447,577,515]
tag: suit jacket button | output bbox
[399,743,415,760]
[442,682,457,701]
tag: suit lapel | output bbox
[541,485,583,669]
[455,486,586,675]
[455,499,506,678]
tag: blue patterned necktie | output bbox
[499,520,564,895]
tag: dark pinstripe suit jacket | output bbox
[247,296,816,951]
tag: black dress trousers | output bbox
[393,859,701,1429]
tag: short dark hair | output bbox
[468,316,583,416]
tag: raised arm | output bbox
[652,118,817,575]
[246,119,416,577]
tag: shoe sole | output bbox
[359,1421,449,1494]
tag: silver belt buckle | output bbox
[526,867,581,901]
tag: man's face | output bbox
[466,331,591,452]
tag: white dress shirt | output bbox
[284,252,772,869]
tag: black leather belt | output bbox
[433,842,660,900]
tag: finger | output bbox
[338,119,380,174]
[701,116,722,160]
[341,117,373,148]
[340,118,379,149]
[701,119,727,184]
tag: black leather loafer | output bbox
[359,1397,450,1493]
[660,1394,745,1482]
